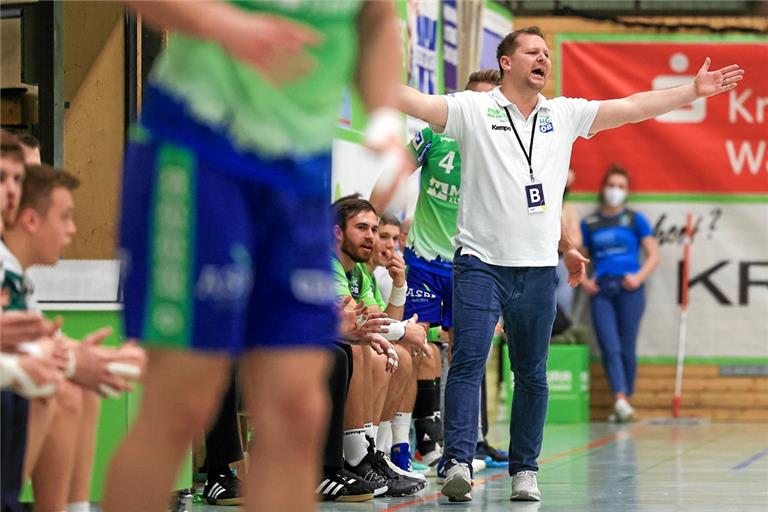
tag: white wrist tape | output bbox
[64,349,77,379]
[106,362,141,380]
[381,320,407,341]
[17,341,44,358]
[364,108,403,148]
[389,284,407,307]
[0,354,55,398]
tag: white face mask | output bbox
[603,186,627,207]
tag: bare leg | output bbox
[239,349,330,512]
[30,380,83,511]
[23,395,58,480]
[67,390,101,504]
[380,345,413,422]
[371,349,390,425]
[102,350,230,512]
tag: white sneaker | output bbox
[441,460,472,502]
[471,457,486,475]
[418,448,442,477]
[510,470,541,501]
[614,398,635,422]
[382,453,427,482]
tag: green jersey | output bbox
[407,127,461,262]
[361,265,387,310]
[150,0,362,158]
[0,241,35,312]
[332,257,378,308]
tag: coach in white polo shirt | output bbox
[396,26,743,503]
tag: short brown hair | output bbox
[379,213,401,229]
[333,194,377,230]
[19,164,80,215]
[598,165,631,206]
[5,129,40,150]
[1,129,25,163]
[496,26,546,77]
[465,69,500,90]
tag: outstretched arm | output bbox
[589,58,744,136]
[397,85,449,131]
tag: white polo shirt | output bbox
[440,87,599,267]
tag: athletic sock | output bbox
[392,412,412,446]
[66,502,90,512]
[364,422,376,451]
[376,420,393,454]
[207,464,233,480]
[343,428,369,467]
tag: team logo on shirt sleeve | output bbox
[412,131,425,149]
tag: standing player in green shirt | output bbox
[371,70,509,472]
[108,2,410,511]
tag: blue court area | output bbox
[178,421,768,511]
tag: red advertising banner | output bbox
[561,37,768,195]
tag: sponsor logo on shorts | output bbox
[491,124,511,132]
[291,269,336,305]
[195,244,254,308]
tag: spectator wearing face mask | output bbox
[580,165,659,423]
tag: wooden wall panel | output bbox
[62,2,124,259]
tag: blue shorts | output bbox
[119,90,337,355]
[403,249,453,329]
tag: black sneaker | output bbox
[203,471,244,506]
[345,453,389,497]
[315,468,375,502]
[475,439,509,468]
[371,451,426,497]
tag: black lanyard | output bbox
[504,107,537,183]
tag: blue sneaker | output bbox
[435,458,446,484]
[390,442,412,472]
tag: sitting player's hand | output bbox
[0,311,62,351]
[396,316,431,359]
[366,334,399,373]
[68,327,142,397]
[338,296,366,336]
[385,250,406,288]
[344,312,392,343]
[17,354,62,398]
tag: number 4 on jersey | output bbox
[438,151,456,174]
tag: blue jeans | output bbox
[590,276,646,396]
[444,253,557,475]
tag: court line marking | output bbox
[618,434,727,482]
[385,424,649,511]
[731,448,768,471]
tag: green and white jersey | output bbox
[362,265,387,310]
[0,240,36,312]
[332,256,378,308]
[150,0,363,158]
[407,127,461,263]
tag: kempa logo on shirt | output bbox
[491,124,511,132]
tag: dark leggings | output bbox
[323,343,353,471]
[205,372,243,473]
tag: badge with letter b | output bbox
[525,183,546,214]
